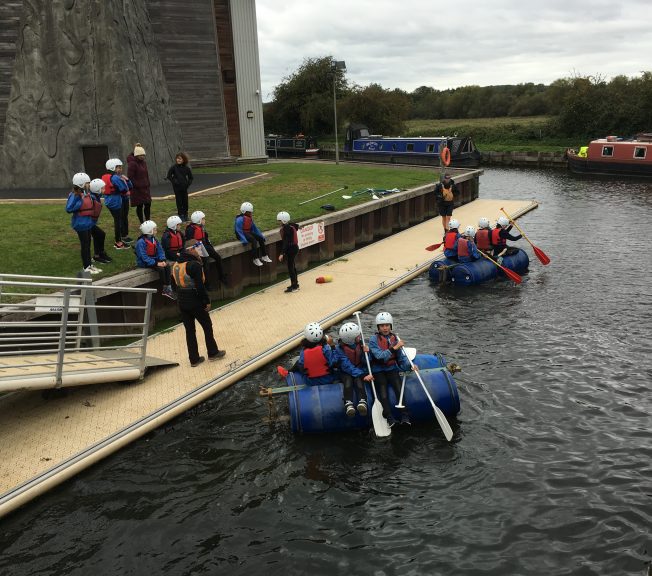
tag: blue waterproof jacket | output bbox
[234,214,264,244]
[368,333,412,373]
[66,191,99,232]
[297,344,337,386]
[135,235,165,267]
[335,343,367,378]
[104,174,132,211]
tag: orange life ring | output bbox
[440,146,451,166]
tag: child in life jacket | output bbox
[277,210,300,293]
[292,322,336,386]
[186,210,227,286]
[161,215,184,262]
[66,173,109,275]
[457,225,482,263]
[102,158,133,249]
[443,218,461,260]
[368,311,414,427]
[474,217,493,254]
[135,220,176,301]
[234,201,272,267]
[492,215,522,262]
[335,322,371,417]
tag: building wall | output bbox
[146,0,229,161]
[0,1,23,147]
[230,0,265,159]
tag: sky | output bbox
[255,0,652,101]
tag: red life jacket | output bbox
[457,238,470,257]
[143,237,157,256]
[475,229,492,250]
[303,346,330,378]
[341,342,362,367]
[78,194,102,219]
[491,227,506,247]
[101,173,116,195]
[373,333,398,366]
[242,214,253,233]
[444,230,458,250]
[280,224,299,246]
[187,223,205,241]
[167,230,183,251]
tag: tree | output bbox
[340,84,411,135]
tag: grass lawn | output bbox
[3,162,436,281]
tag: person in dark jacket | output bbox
[434,172,458,233]
[166,152,193,222]
[128,143,152,224]
[277,210,300,292]
[171,240,227,367]
[185,210,227,286]
[161,215,184,262]
[492,215,522,261]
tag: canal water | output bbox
[1,168,650,576]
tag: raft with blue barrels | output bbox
[428,248,529,286]
[277,353,460,434]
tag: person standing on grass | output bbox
[66,172,108,275]
[128,143,152,224]
[102,158,132,249]
[172,239,227,367]
[277,210,300,292]
[166,152,193,222]
[434,172,458,233]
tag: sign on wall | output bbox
[298,221,326,249]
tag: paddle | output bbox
[342,188,373,200]
[299,186,347,205]
[425,242,443,252]
[397,341,453,441]
[500,207,551,265]
[353,311,391,438]
[478,250,523,284]
[396,374,406,409]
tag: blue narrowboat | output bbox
[344,123,481,167]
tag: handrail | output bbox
[0,280,156,293]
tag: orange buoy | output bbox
[440,146,451,166]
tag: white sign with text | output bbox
[297,221,326,249]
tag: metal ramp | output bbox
[0,273,172,393]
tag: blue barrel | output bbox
[287,353,460,434]
[428,249,529,286]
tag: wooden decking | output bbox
[0,198,538,517]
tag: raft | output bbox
[428,248,529,286]
[285,353,460,434]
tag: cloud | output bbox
[255,0,652,99]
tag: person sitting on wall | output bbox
[234,202,272,267]
[161,215,184,262]
[457,226,482,263]
[434,172,458,233]
[135,220,176,301]
[185,210,227,286]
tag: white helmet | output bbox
[191,211,205,224]
[304,322,323,343]
[140,220,157,235]
[89,178,105,194]
[478,217,490,229]
[167,215,182,229]
[277,211,291,224]
[464,225,476,237]
[72,172,91,188]
[375,312,393,327]
[497,216,510,227]
[105,158,116,171]
[240,201,254,214]
[448,218,460,230]
[339,322,361,345]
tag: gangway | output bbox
[0,273,176,392]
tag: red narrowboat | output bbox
[566,133,652,177]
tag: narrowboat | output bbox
[265,134,319,158]
[263,353,460,434]
[343,123,481,168]
[566,133,652,177]
[429,249,529,286]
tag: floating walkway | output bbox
[0,198,538,517]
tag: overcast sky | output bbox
[255,0,651,100]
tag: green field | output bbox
[4,163,435,280]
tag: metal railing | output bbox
[0,273,156,387]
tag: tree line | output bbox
[263,57,652,141]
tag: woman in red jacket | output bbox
[127,143,152,224]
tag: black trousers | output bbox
[202,243,226,284]
[285,245,299,287]
[179,304,219,363]
[136,203,151,223]
[120,199,130,237]
[243,232,267,258]
[373,370,408,418]
[76,226,106,268]
[146,264,171,286]
[109,207,122,243]
[341,373,368,404]
[173,187,189,218]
